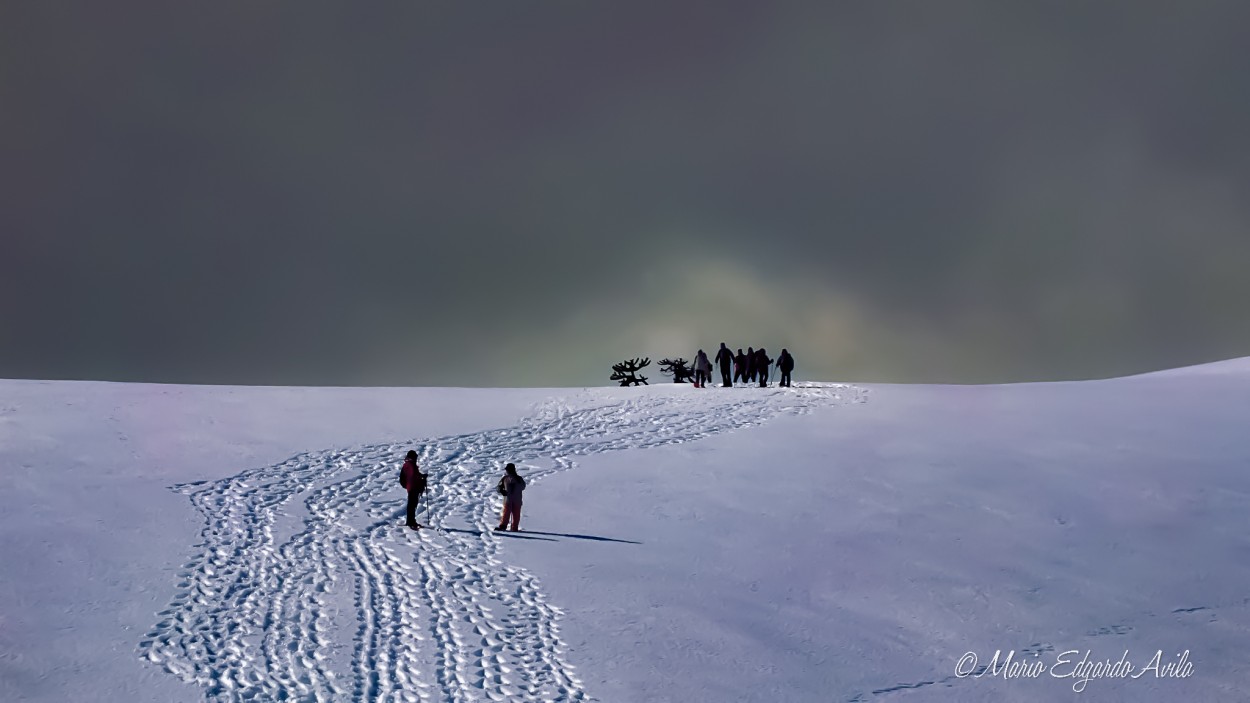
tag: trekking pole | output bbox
[422,483,443,534]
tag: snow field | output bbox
[138,384,865,701]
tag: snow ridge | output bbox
[139,383,866,702]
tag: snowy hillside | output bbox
[2,366,1249,701]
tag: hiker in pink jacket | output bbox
[399,450,427,530]
[495,463,526,532]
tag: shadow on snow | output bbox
[438,527,641,544]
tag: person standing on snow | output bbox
[746,347,757,384]
[715,342,734,387]
[693,349,713,388]
[733,348,747,385]
[496,463,527,531]
[777,348,795,387]
[755,347,773,387]
[399,450,428,530]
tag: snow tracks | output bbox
[140,383,865,702]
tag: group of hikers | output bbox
[691,343,796,388]
[395,347,797,531]
[399,450,526,532]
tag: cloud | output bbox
[458,256,965,386]
[4,4,1250,385]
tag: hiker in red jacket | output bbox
[399,450,428,530]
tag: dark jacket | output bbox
[755,348,772,369]
[715,345,734,369]
[778,351,794,372]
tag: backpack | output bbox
[399,465,408,489]
[497,476,508,496]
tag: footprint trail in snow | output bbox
[140,383,866,701]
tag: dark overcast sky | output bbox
[3,3,1249,386]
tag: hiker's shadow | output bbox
[440,527,640,544]
[522,530,641,545]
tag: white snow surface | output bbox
[2,366,1249,702]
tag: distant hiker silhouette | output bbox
[733,348,747,385]
[755,347,773,387]
[777,349,795,387]
[399,450,428,530]
[746,347,756,383]
[496,463,527,531]
[693,349,713,388]
[715,343,734,387]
